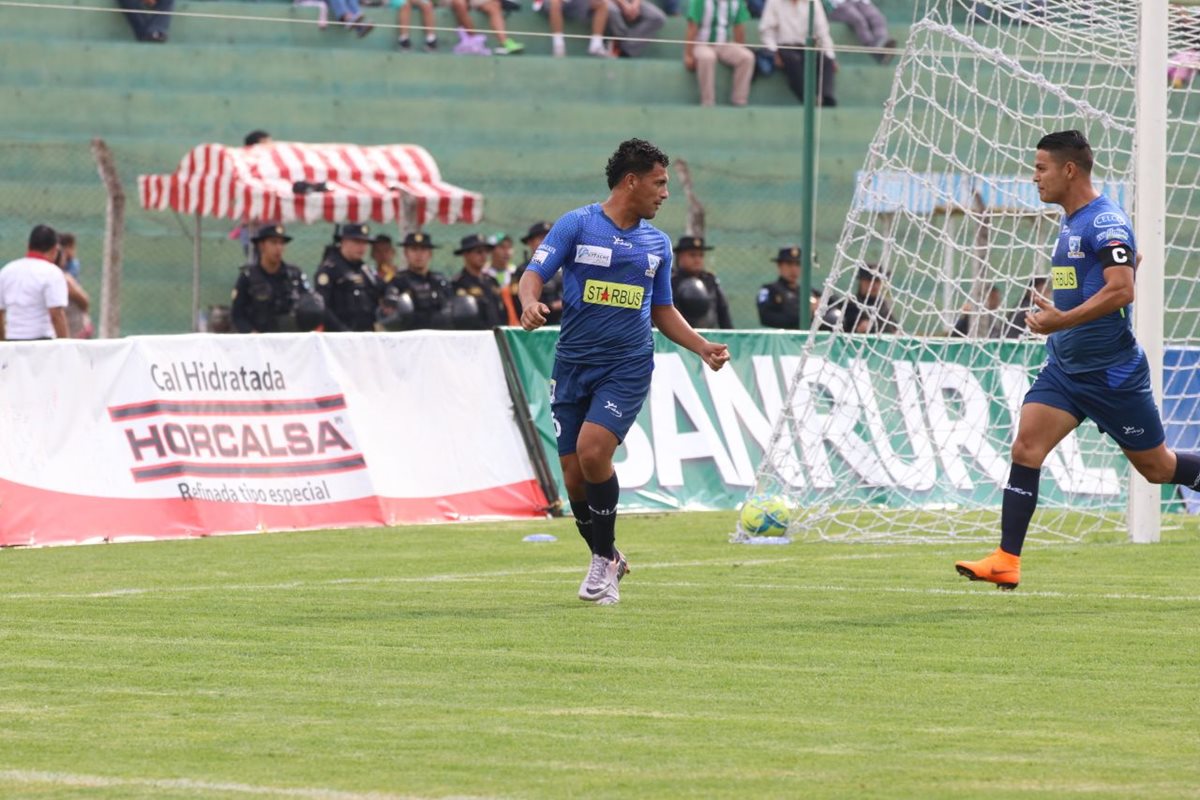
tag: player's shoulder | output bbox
[1076,195,1131,229]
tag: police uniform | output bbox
[385,232,454,329]
[511,221,564,324]
[670,235,733,329]
[758,246,802,329]
[313,223,381,332]
[230,224,315,333]
[450,233,506,330]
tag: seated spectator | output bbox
[542,0,612,57]
[1006,276,1047,338]
[685,0,756,107]
[757,245,802,329]
[380,232,455,330]
[393,0,438,50]
[823,0,895,64]
[511,221,564,324]
[951,284,1005,338]
[372,234,401,284]
[115,0,173,43]
[606,0,666,58]
[670,235,733,328]
[328,0,374,36]
[841,263,899,334]
[56,235,92,338]
[760,0,838,106]
[450,234,507,328]
[0,224,68,341]
[450,0,524,54]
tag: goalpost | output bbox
[745,0,1200,544]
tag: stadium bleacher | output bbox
[0,0,915,332]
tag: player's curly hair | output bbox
[606,139,670,189]
[1037,130,1094,173]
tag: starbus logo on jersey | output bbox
[108,359,367,501]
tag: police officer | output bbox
[382,232,454,329]
[313,222,381,332]
[510,220,566,326]
[450,233,506,330]
[757,245,802,329]
[230,223,316,333]
[670,235,733,329]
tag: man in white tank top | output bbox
[0,224,69,341]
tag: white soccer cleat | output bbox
[579,553,612,601]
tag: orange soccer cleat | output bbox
[955,548,1021,591]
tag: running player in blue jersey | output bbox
[518,139,731,605]
[956,130,1200,590]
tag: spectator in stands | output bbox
[760,0,838,106]
[115,0,174,43]
[55,237,92,338]
[231,224,320,334]
[607,0,667,58]
[451,233,507,328]
[757,245,802,328]
[328,0,375,37]
[670,235,734,328]
[542,0,613,57]
[393,0,438,50]
[951,285,1006,338]
[823,0,895,64]
[382,232,454,329]
[57,232,81,279]
[244,130,273,147]
[1006,276,1047,338]
[685,0,756,107]
[487,231,518,286]
[450,0,524,54]
[841,263,898,333]
[512,221,564,324]
[0,224,68,341]
[314,223,382,331]
[372,234,401,284]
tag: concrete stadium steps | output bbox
[0,0,913,61]
[0,37,900,109]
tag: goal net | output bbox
[743,0,1200,544]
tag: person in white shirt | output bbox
[0,225,69,341]
[759,0,839,106]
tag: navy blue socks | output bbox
[1000,463,1041,557]
[585,473,620,560]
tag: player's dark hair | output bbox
[244,129,271,147]
[28,224,57,253]
[605,139,669,189]
[1037,130,1094,173]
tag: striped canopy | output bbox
[138,142,483,226]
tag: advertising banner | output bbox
[501,328,1145,512]
[0,332,548,546]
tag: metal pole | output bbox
[193,212,202,332]
[1129,0,1168,543]
[799,0,818,327]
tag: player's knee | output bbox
[1134,459,1174,484]
[1010,438,1047,469]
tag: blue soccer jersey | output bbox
[529,203,674,366]
[1045,194,1139,374]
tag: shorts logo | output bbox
[1122,426,1145,436]
[645,253,661,278]
[548,378,556,404]
[612,236,634,249]
[604,400,623,418]
[1093,212,1127,228]
[1051,266,1079,290]
[1067,236,1084,259]
[575,245,613,267]
[582,279,644,309]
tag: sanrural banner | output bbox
[501,329,1166,513]
[0,332,548,546]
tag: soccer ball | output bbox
[739,494,791,536]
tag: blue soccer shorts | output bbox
[549,357,654,456]
[1024,352,1166,452]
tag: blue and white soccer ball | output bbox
[739,494,791,536]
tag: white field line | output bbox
[0,769,492,800]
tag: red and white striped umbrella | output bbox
[138,142,484,226]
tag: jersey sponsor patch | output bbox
[532,248,549,265]
[1067,235,1084,259]
[645,253,661,278]
[1095,227,1131,244]
[582,279,643,309]
[1051,266,1079,290]
[575,245,613,267]
[1093,211,1128,228]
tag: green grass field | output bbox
[3,511,1199,799]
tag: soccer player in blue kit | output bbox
[956,130,1200,590]
[518,139,731,605]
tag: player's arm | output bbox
[49,307,68,339]
[652,304,730,371]
[519,215,577,330]
[517,270,548,330]
[1027,243,1136,335]
[0,309,6,341]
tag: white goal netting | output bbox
[743,0,1200,544]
